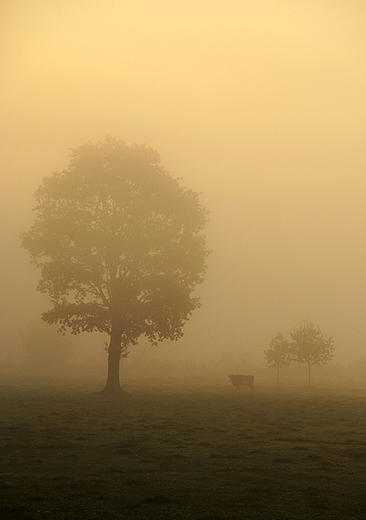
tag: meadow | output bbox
[1,379,366,520]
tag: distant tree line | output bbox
[264,321,335,386]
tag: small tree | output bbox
[21,137,209,394]
[264,332,291,386]
[290,321,335,386]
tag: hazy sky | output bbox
[1,0,366,373]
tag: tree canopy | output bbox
[264,332,291,386]
[290,321,335,386]
[21,137,209,393]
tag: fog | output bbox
[1,0,366,386]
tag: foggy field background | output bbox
[1,0,366,387]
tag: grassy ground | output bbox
[1,380,366,519]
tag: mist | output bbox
[1,0,366,388]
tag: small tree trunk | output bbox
[308,363,311,386]
[103,328,124,394]
[277,365,280,386]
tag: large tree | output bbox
[264,332,291,386]
[290,321,335,386]
[21,137,209,393]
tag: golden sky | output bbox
[1,0,366,371]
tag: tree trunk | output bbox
[308,363,311,386]
[277,365,280,386]
[102,328,124,394]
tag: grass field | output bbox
[1,379,366,519]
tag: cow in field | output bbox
[228,374,254,390]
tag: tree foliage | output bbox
[264,332,291,385]
[21,137,209,392]
[290,321,335,386]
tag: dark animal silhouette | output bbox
[228,374,254,390]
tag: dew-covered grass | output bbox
[1,379,366,519]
